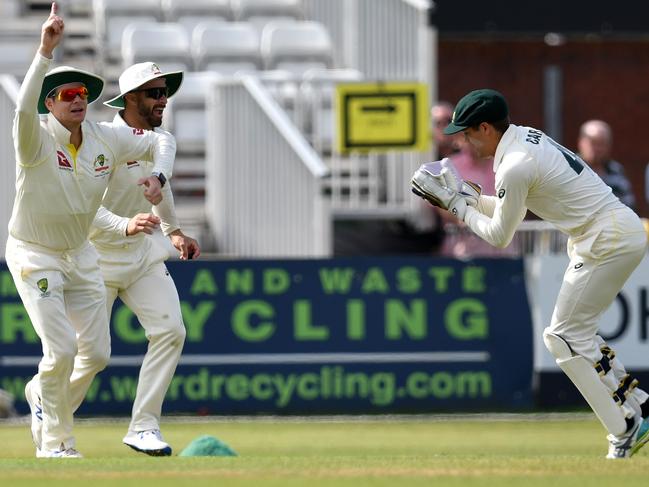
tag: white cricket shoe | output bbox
[36,445,83,458]
[24,380,43,449]
[606,415,649,459]
[123,429,172,456]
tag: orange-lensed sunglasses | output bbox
[49,86,89,102]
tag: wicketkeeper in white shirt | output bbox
[412,89,649,459]
[90,62,200,456]
[9,3,175,458]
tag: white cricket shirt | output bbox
[9,54,176,251]
[464,124,624,247]
[89,112,181,249]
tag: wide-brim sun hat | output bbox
[104,62,183,109]
[38,66,105,115]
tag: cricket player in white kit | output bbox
[90,62,200,456]
[8,3,175,458]
[412,89,649,459]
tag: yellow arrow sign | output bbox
[336,82,430,153]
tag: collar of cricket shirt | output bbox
[113,111,128,127]
[45,112,92,149]
[493,124,517,173]
[46,112,75,146]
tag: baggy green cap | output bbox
[443,89,508,135]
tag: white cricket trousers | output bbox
[95,236,185,434]
[548,207,647,363]
[5,236,110,451]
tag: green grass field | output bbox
[1,415,648,487]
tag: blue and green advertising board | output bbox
[0,257,533,414]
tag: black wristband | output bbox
[154,172,166,187]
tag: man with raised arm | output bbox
[9,3,175,458]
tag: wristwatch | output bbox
[152,171,167,187]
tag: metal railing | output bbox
[442,220,568,258]
[305,0,435,92]
[206,75,331,257]
[302,0,436,221]
[0,75,19,258]
[263,73,430,219]
[516,220,569,255]
[322,151,425,218]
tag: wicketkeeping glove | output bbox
[437,158,482,206]
[411,159,482,220]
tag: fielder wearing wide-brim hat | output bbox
[104,62,184,109]
[38,66,105,115]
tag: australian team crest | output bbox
[37,278,50,297]
[94,154,106,168]
[93,154,110,177]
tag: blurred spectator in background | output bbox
[578,120,636,210]
[432,101,495,197]
[432,102,516,257]
[431,101,456,159]
[409,101,459,254]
